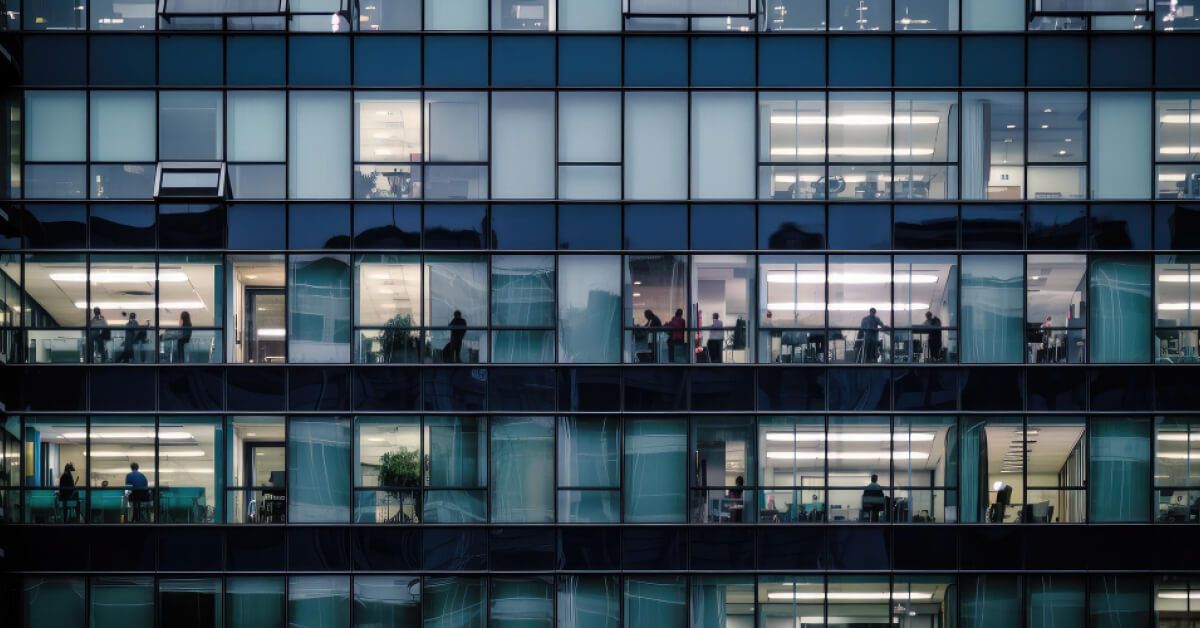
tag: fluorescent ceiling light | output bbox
[94,467,215,474]
[1159,146,1200,155]
[1158,303,1198,311]
[766,302,931,312]
[257,328,287,337]
[766,432,935,442]
[1159,592,1200,600]
[74,301,206,310]
[766,591,934,601]
[1159,114,1200,124]
[1157,433,1200,441]
[51,271,189,283]
[1159,274,1199,283]
[766,272,939,285]
[1157,452,1200,459]
[766,451,930,460]
[61,431,192,440]
[769,147,936,157]
[90,449,207,458]
[769,114,940,126]
[1159,173,1189,182]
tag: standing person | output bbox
[924,310,943,363]
[57,463,78,523]
[707,312,725,364]
[90,307,110,362]
[859,307,890,363]
[444,310,467,363]
[125,462,150,523]
[174,311,193,363]
[727,475,745,522]
[643,310,663,363]
[666,309,687,363]
[116,312,139,363]
[1040,315,1055,363]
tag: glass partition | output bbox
[1026,255,1087,363]
[690,417,755,524]
[1155,255,1200,363]
[1155,417,1200,523]
[758,255,826,363]
[226,416,286,524]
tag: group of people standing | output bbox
[89,307,192,363]
[642,309,727,363]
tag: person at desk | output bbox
[727,475,745,522]
[859,308,890,363]
[707,313,725,364]
[90,307,110,363]
[443,310,467,363]
[1040,315,1055,363]
[667,309,687,363]
[125,462,151,523]
[643,310,663,363]
[863,474,886,522]
[923,311,944,363]
[57,462,79,523]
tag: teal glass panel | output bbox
[288,417,352,523]
[1090,417,1152,522]
[961,255,1023,363]
[624,418,687,523]
[691,577,755,628]
[289,576,350,628]
[558,576,620,628]
[423,489,486,523]
[491,576,554,628]
[159,578,221,628]
[289,254,352,363]
[1090,257,1151,363]
[491,416,554,523]
[624,577,686,628]
[226,577,284,628]
[1089,576,1150,628]
[492,330,555,363]
[960,575,1021,626]
[1028,576,1085,628]
[424,577,485,628]
[24,578,84,628]
[558,255,621,363]
[557,490,620,523]
[354,576,421,628]
[91,576,153,628]
[492,255,554,327]
[426,416,487,488]
[558,416,620,488]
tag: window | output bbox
[1092,92,1152,200]
[558,416,620,523]
[895,0,957,30]
[1092,256,1151,363]
[894,92,958,200]
[25,91,86,199]
[1156,417,1200,522]
[354,416,420,523]
[692,255,754,364]
[25,0,87,28]
[424,255,487,363]
[1090,417,1152,522]
[1026,255,1087,364]
[288,254,351,363]
[963,93,1024,201]
[492,0,553,29]
[558,91,621,200]
[424,416,487,523]
[227,577,285,628]
[625,254,688,363]
[288,577,350,628]
[228,91,285,200]
[894,416,958,523]
[624,418,686,523]
[354,92,421,200]
[491,255,555,363]
[226,416,286,523]
[491,416,554,522]
[22,418,86,523]
[691,417,755,524]
[963,0,1024,30]
[355,0,420,29]
[289,92,351,199]
[625,92,687,200]
[492,92,555,199]
[758,417,826,523]
[1028,93,1087,200]
[961,255,1024,363]
[559,0,620,30]
[1155,255,1200,362]
[355,254,421,364]
[558,255,621,363]
[90,92,155,163]
[691,92,755,200]
[159,91,223,161]
[92,577,153,628]
[1156,93,1200,200]
[829,0,890,30]
[89,255,157,364]
[894,255,958,363]
[758,255,825,363]
[828,255,892,364]
[759,93,826,199]
[424,0,487,29]
[425,93,488,200]
[23,579,84,627]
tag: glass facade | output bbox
[4,0,1200,626]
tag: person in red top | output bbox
[667,308,687,363]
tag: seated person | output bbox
[862,474,886,522]
[125,462,151,523]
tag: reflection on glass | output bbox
[356,416,421,523]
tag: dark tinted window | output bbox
[290,204,351,249]
[353,204,421,249]
[25,36,86,86]
[691,204,754,250]
[289,36,350,86]
[90,36,155,86]
[558,37,621,87]
[424,204,487,249]
[624,204,687,250]
[1090,204,1150,250]
[227,36,285,86]
[492,36,555,87]
[424,36,487,87]
[1091,36,1152,88]
[228,203,285,250]
[160,204,224,249]
[1028,204,1086,250]
[758,205,824,250]
[758,37,824,87]
[23,204,86,249]
[962,36,1024,87]
[690,37,754,87]
[962,204,1023,249]
[625,37,687,87]
[558,204,620,250]
[1155,204,1200,250]
[894,37,958,88]
[492,204,555,250]
[829,205,891,250]
[1028,36,1087,87]
[829,37,891,88]
[894,204,957,250]
[90,204,155,249]
[354,36,420,87]
[159,36,222,86]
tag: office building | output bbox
[3,0,1200,625]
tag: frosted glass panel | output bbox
[1090,257,1151,363]
[426,93,488,162]
[963,0,1024,30]
[289,92,351,199]
[624,418,686,523]
[1092,93,1152,200]
[490,416,554,523]
[559,166,621,200]
[91,92,155,162]
[424,0,487,29]
[26,91,86,162]
[560,92,621,163]
[691,92,755,200]
[625,92,688,201]
[493,92,555,199]
[288,417,352,523]
[559,0,621,30]
[559,255,621,363]
[159,91,223,161]
[961,255,1024,363]
[229,91,285,163]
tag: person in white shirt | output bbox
[707,312,725,363]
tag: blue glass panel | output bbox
[228,203,286,250]
[894,204,957,249]
[625,37,687,87]
[492,204,555,250]
[1090,204,1150,250]
[624,204,687,250]
[962,204,1023,250]
[758,205,825,249]
[829,37,891,88]
[758,37,825,87]
[1092,36,1152,88]
[1157,37,1200,88]
[290,204,351,250]
[227,36,286,86]
[559,36,621,87]
[159,36,223,86]
[690,37,754,87]
[691,204,753,250]
[559,204,620,250]
[961,36,1024,87]
[492,36,556,87]
[1155,204,1200,250]
[1028,204,1086,250]
[90,204,155,249]
[289,36,350,86]
[24,204,86,249]
[353,203,421,249]
[354,36,420,87]
[829,205,891,250]
[894,37,958,88]
[90,36,155,86]
[25,36,86,86]
[424,36,488,87]
[425,204,487,249]
[1028,36,1087,87]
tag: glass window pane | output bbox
[691,417,755,523]
[92,577,153,628]
[559,255,621,363]
[1093,256,1151,363]
[229,92,285,163]
[691,577,754,628]
[424,0,487,29]
[625,92,688,200]
[692,255,754,364]
[895,92,957,164]
[963,0,1024,30]
[356,0,421,30]
[493,92,555,199]
[493,0,553,30]
[159,91,223,161]
[492,255,554,327]
[558,416,620,488]
[159,578,220,628]
[624,577,686,627]
[894,416,958,522]
[426,416,487,488]
[829,92,891,162]
[560,92,621,163]
[24,578,84,628]
[760,93,826,165]
[355,92,421,163]
[25,91,86,162]
[1030,92,1087,163]
[426,92,488,162]
[423,577,484,628]
[895,0,957,30]
[624,418,686,523]
[559,0,619,30]
[289,254,351,363]
[289,92,351,199]
[691,92,755,200]
[159,417,223,523]
[1028,576,1085,628]
[288,576,350,628]
[963,92,1024,200]
[1093,92,1153,200]
[227,577,284,628]
[1089,576,1150,628]
[355,416,420,523]
[1026,255,1087,364]
[491,416,554,523]
[354,576,421,627]
[91,92,155,162]
[626,254,688,362]
[558,576,620,628]
[894,255,957,364]
[288,417,351,523]
[961,255,1024,363]
[830,0,890,30]
[1091,417,1152,522]
[424,255,487,334]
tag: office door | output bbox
[244,288,285,363]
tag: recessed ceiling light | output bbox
[1040,124,1049,129]
[1006,124,1016,129]
[1043,108,1053,113]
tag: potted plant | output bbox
[376,448,420,523]
[376,313,417,363]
